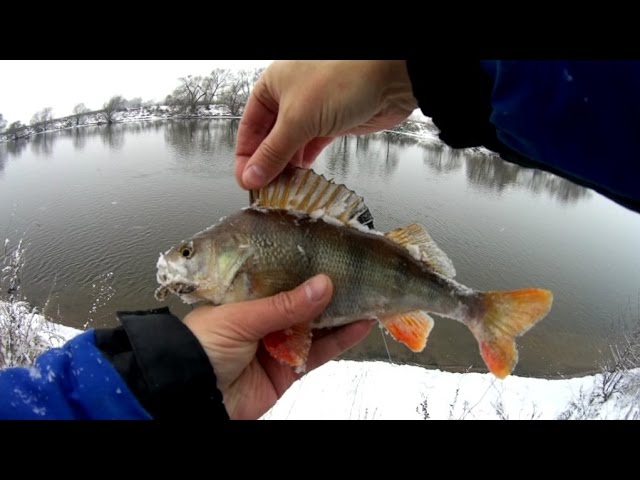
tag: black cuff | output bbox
[406,59,500,150]
[94,307,229,420]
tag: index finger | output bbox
[235,91,278,188]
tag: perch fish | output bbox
[155,167,553,378]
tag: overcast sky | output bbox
[0,60,273,125]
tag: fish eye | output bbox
[180,245,193,259]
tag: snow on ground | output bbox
[261,360,640,420]
[1,109,636,419]
[0,106,489,157]
[1,298,637,419]
[0,105,238,143]
[0,300,80,355]
[43,317,81,346]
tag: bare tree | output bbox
[125,97,142,109]
[205,68,231,105]
[219,68,264,116]
[72,103,91,126]
[0,113,6,132]
[100,96,126,124]
[220,71,248,116]
[170,76,212,114]
[6,121,25,140]
[30,107,54,132]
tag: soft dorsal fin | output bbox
[250,167,374,230]
[385,223,456,278]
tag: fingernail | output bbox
[242,165,267,188]
[304,275,327,302]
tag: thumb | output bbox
[228,274,333,340]
[241,111,315,190]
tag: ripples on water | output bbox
[1,120,639,377]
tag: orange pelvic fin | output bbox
[380,310,435,352]
[263,323,312,373]
[470,288,553,378]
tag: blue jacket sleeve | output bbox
[406,60,640,213]
[0,330,151,419]
[0,308,229,420]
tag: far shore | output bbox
[0,105,242,144]
[1,106,446,145]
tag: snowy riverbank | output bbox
[2,300,637,420]
[0,106,473,152]
[0,104,237,143]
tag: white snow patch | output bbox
[261,360,640,420]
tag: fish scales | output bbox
[156,167,553,378]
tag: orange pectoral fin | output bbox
[263,323,312,372]
[380,311,435,352]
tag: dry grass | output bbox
[0,239,62,368]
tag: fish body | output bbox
[156,167,553,377]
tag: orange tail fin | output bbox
[469,288,553,378]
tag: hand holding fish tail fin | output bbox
[469,288,553,378]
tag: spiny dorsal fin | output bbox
[380,310,435,352]
[250,167,374,230]
[385,223,456,278]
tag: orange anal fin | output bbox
[380,311,435,352]
[263,323,312,372]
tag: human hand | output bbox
[235,60,417,190]
[182,274,374,419]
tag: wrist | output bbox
[379,60,418,112]
[95,308,229,420]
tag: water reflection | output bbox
[164,119,238,155]
[100,125,125,151]
[421,142,464,174]
[1,118,637,377]
[6,139,28,159]
[324,134,403,180]
[381,133,401,177]
[31,132,55,157]
[465,151,590,204]
[416,138,591,206]
[518,168,590,204]
[325,136,351,177]
[163,119,238,176]
[0,121,593,207]
[326,131,590,205]
[71,128,87,151]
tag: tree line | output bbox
[0,67,264,141]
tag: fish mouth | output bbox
[154,282,198,301]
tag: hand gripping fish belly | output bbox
[156,167,553,378]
